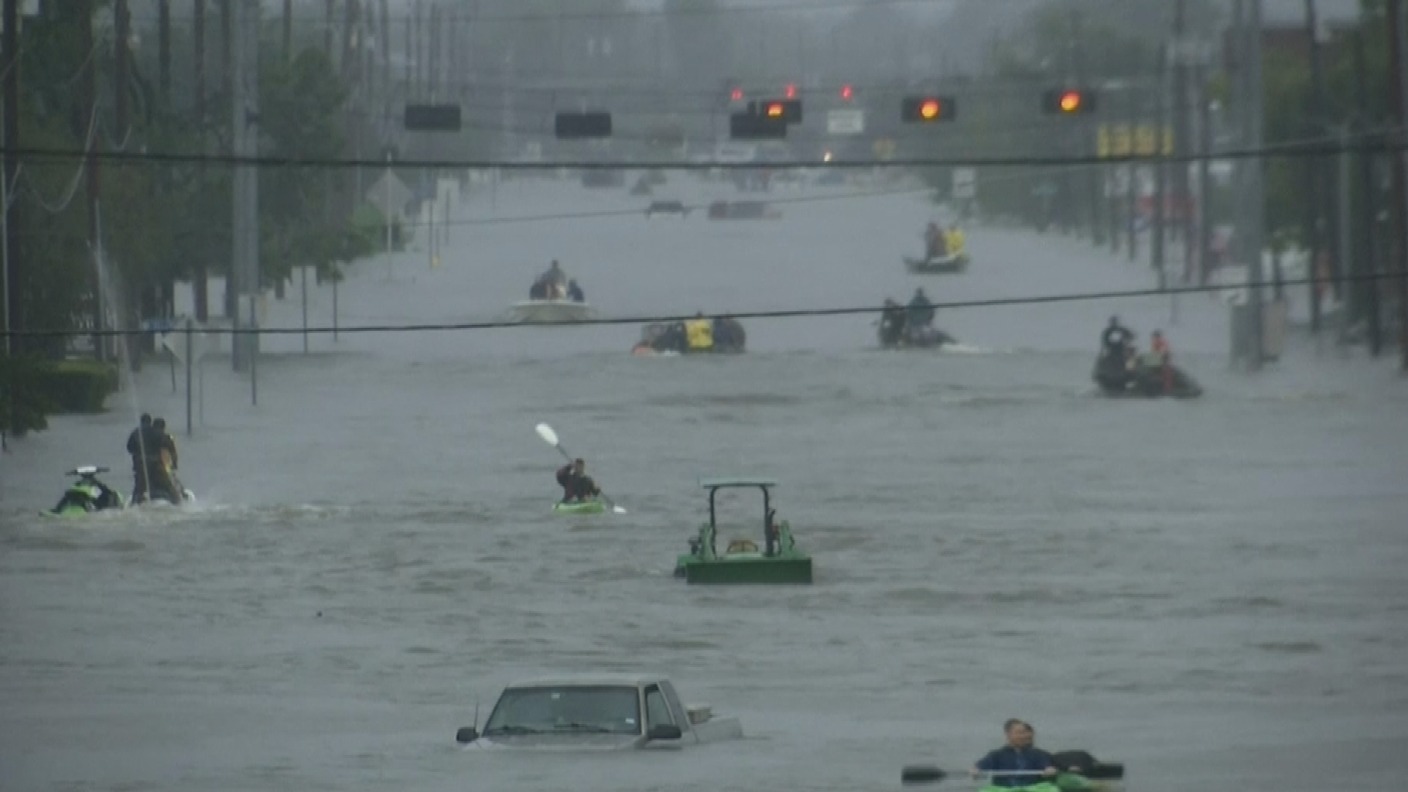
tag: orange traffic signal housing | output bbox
[1042,88,1097,114]
[901,95,956,123]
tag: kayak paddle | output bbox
[901,765,1124,786]
[534,423,627,514]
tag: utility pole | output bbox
[231,0,245,369]
[325,0,334,61]
[412,0,421,96]
[1196,63,1213,286]
[193,0,208,321]
[1353,28,1382,355]
[342,0,357,85]
[1232,0,1267,370]
[220,0,231,103]
[1172,0,1194,284]
[404,12,412,94]
[2,0,19,358]
[283,0,292,62]
[231,0,260,370]
[1152,41,1169,287]
[80,0,104,360]
[116,0,130,135]
[1389,0,1408,370]
[1247,0,1266,370]
[1305,0,1328,333]
[380,0,390,98]
[159,0,172,102]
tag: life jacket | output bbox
[685,318,714,351]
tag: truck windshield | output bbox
[483,685,641,736]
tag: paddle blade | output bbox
[1086,763,1124,781]
[534,423,560,447]
[901,765,946,785]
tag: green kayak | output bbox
[553,499,606,515]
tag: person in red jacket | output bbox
[1150,330,1172,394]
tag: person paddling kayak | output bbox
[555,458,600,503]
[970,719,1059,789]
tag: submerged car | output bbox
[455,674,743,751]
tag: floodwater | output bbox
[3,173,1407,792]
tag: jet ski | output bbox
[44,466,126,517]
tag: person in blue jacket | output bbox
[970,719,1059,788]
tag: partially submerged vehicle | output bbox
[455,674,743,750]
[903,252,969,274]
[645,200,690,218]
[706,200,780,220]
[631,317,746,356]
[674,478,813,584]
[509,299,594,324]
[1092,350,1202,399]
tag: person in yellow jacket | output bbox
[152,417,184,503]
[684,312,714,352]
[945,225,966,257]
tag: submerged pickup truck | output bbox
[455,674,743,751]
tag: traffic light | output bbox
[404,104,462,131]
[730,87,744,102]
[757,99,802,124]
[901,95,956,123]
[784,83,797,99]
[840,83,854,101]
[730,111,787,140]
[1042,88,1097,115]
[554,111,613,139]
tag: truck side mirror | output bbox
[455,727,478,744]
[647,724,682,741]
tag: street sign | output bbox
[952,168,976,199]
[826,108,865,135]
[404,104,462,132]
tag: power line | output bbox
[4,272,1394,339]
[1,135,1397,172]
[125,0,968,25]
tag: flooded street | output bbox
[3,176,1407,792]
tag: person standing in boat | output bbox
[555,458,599,503]
[879,298,908,346]
[1100,316,1134,361]
[152,417,184,503]
[924,222,947,260]
[541,260,567,299]
[1148,330,1173,394]
[567,279,585,303]
[907,288,935,330]
[970,719,1060,789]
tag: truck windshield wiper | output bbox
[553,721,614,733]
[484,725,543,735]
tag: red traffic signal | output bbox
[901,95,956,123]
[730,87,744,102]
[1042,88,1097,114]
[784,83,797,99]
[840,84,854,101]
